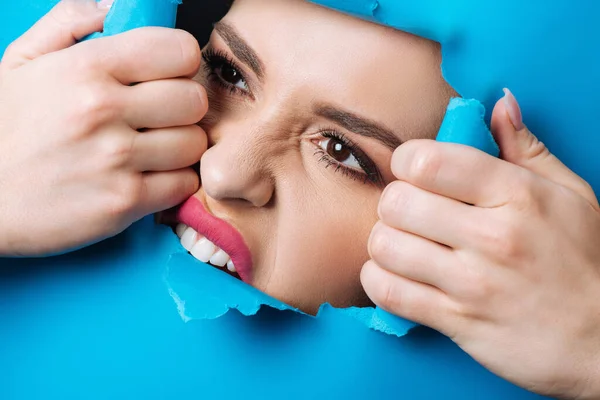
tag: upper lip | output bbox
[176,197,253,282]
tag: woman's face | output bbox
[176,0,454,314]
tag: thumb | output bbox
[491,88,598,207]
[1,0,112,71]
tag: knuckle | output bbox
[379,181,410,221]
[390,143,406,170]
[163,171,199,209]
[408,142,442,184]
[361,261,425,321]
[368,223,392,260]
[74,84,116,126]
[55,0,91,20]
[100,134,135,167]
[379,280,424,320]
[70,50,98,73]
[174,29,201,75]
[49,1,99,39]
[523,134,550,161]
[108,176,143,217]
[109,137,131,159]
[451,298,480,320]
[479,219,524,262]
[362,262,403,314]
[195,126,209,154]
[460,270,493,304]
[380,279,399,311]
[510,172,543,210]
[188,126,208,160]
[189,80,209,120]
[181,168,201,196]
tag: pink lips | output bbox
[176,197,253,282]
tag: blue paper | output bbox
[0,219,541,400]
[314,0,600,195]
[375,97,500,332]
[2,0,597,398]
[86,0,179,40]
[437,98,500,157]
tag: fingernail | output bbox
[97,0,113,9]
[502,88,525,131]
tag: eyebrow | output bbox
[213,21,265,80]
[314,105,403,150]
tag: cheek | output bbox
[256,183,380,311]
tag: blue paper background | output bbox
[1,0,597,398]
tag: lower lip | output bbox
[176,197,253,282]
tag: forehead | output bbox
[223,0,451,138]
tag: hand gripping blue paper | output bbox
[2,0,598,398]
[375,97,499,333]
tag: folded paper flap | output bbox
[86,0,179,40]
[164,251,297,321]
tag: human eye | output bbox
[202,49,250,96]
[312,131,383,186]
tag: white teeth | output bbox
[227,260,236,273]
[175,223,187,238]
[190,237,216,263]
[178,226,235,272]
[209,249,230,267]
[180,227,198,251]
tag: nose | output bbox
[200,131,275,208]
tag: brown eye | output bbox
[202,50,250,93]
[318,138,361,169]
[219,64,243,86]
[326,138,352,162]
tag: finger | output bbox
[492,88,599,208]
[138,168,199,215]
[123,78,208,129]
[132,125,207,172]
[361,260,455,333]
[378,180,481,248]
[391,139,528,207]
[76,27,201,84]
[368,221,459,292]
[1,0,108,71]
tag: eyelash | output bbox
[314,131,382,186]
[202,49,250,97]
[202,49,381,186]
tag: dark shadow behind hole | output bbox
[176,0,231,46]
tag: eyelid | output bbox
[202,46,257,96]
[314,129,384,186]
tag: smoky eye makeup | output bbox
[311,130,384,187]
[202,47,254,99]
[202,35,386,187]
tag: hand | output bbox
[362,89,600,399]
[0,0,208,256]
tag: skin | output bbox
[189,0,455,313]
[363,54,600,399]
[2,1,599,398]
[0,0,205,255]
